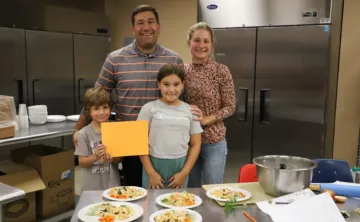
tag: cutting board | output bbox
[202,182,274,206]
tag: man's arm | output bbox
[73,54,116,147]
[74,114,88,131]
[73,114,89,147]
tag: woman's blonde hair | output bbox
[186,22,215,57]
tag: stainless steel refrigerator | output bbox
[74,34,111,113]
[0,27,110,115]
[26,30,75,115]
[198,0,333,164]
[0,27,110,150]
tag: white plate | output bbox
[206,186,252,202]
[155,192,202,209]
[67,115,80,122]
[28,105,47,110]
[103,186,148,202]
[77,202,143,222]
[149,209,202,222]
[46,115,66,123]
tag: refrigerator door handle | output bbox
[32,79,40,105]
[238,87,248,122]
[259,89,271,124]
[14,79,24,104]
[78,78,85,103]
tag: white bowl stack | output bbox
[28,105,48,125]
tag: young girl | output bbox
[74,87,122,192]
[138,64,203,189]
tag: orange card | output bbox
[101,120,149,157]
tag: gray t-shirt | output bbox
[137,99,203,159]
[74,124,120,192]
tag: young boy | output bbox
[74,87,121,192]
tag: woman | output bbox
[184,22,236,187]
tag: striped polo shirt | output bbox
[95,40,183,121]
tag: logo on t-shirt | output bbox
[91,140,102,149]
[154,112,191,121]
[90,140,105,165]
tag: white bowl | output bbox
[28,106,47,113]
[28,105,47,110]
[29,112,48,117]
[28,108,47,112]
[29,120,47,125]
[29,115,47,125]
[28,110,47,114]
[29,115,47,121]
[29,111,48,115]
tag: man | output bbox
[73,5,184,187]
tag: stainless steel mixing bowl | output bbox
[253,155,317,197]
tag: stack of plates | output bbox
[28,105,47,125]
[47,115,66,123]
[66,115,80,122]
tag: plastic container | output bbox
[0,96,18,131]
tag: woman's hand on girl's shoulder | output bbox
[190,105,203,121]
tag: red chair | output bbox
[238,164,258,183]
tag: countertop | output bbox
[0,121,76,147]
[70,188,360,222]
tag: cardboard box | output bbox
[0,125,15,139]
[11,145,75,218]
[0,160,46,222]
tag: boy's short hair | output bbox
[83,87,113,117]
[131,5,159,25]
